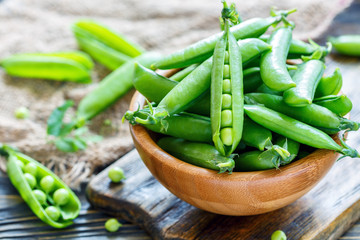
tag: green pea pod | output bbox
[76,52,162,122]
[244,104,359,158]
[21,51,94,70]
[135,112,212,143]
[234,137,299,171]
[328,35,360,57]
[0,54,92,83]
[73,30,132,70]
[315,68,342,98]
[211,17,243,156]
[256,84,282,96]
[245,93,358,132]
[283,59,325,107]
[151,9,295,70]
[157,137,235,173]
[169,64,199,82]
[313,94,353,116]
[125,38,271,123]
[260,26,296,91]
[1,145,81,228]
[260,35,329,59]
[241,117,273,151]
[73,19,144,58]
[242,67,263,93]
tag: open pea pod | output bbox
[2,145,81,228]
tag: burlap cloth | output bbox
[0,0,352,188]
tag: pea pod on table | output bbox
[328,35,360,57]
[151,9,295,70]
[0,52,93,83]
[0,145,81,228]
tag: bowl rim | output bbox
[129,90,341,182]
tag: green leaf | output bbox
[47,101,74,136]
[54,138,77,152]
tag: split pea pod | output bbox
[245,93,358,131]
[244,104,359,158]
[328,35,360,57]
[151,9,294,70]
[76,52,162,122]
[0,53,92,83]
[1,145,81,228]
[315,68,342,98]
[157,137,235,173]
[260,25,296,91]
[211,16,243,156]
[313,95,353,116]
[73,20,144,58]
[283,59,325,107]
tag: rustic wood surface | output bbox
[1,0,360,239]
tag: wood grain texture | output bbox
[87,1,360,239]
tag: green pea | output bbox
[271,230,287,240]
[222,79,231,93]
[24,173,36,189]
[53,188,70,206]
[108,167,125,183]
[220,128,233,146]
[223,64,230,78]
[45,206,61,221]
[105,218,122,232]
[24,162,37,176]
[221,94,232,109]
[224,51,229,64]
[40,175,55,193]
[16,159,25,171]
[221,110,233,128]
[14,107,29,119]
[33,189,47,205]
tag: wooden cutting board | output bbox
[86,1,360,239]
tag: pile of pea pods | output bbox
[124,2,360,173]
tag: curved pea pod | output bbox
[244,104,359,158]
[73,30,132,70]
[135,112,212,143]
[313,94,353,116]
[245,93,358,132]
[2,145,81,228]
[260,26,296,91]
[315,68,342,98]
[76,52,162,122]
[328,35,360,57]
[0,54,92,83]
[241,117,272,151]
[243,67,263,93]
[157,137,235,173]
[151,10,295,70]
[283,59,325,107]
[169,64,199,82]
[256,84,282,96]
[72,19,144,58]
[234,137,299,171]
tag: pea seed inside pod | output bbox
[224,51,229,64]
[220,128,233,146]
[222,94,232,109]
[53,188,70,206]
[223,64,230,78]
[40,175,55,193]
[24,173,37,189]
[223,79,231,93]
[33,189,47,205]
[221,110,233,127]
[24,162,37,176]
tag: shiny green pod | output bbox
[329,35,360,56]
[1,145,81,228]
[315,68,342,97]
[313,94,353,116]
[283,59,325,107]
[157,137,235,173]
[169,64,199,82]
[260,26,296,91]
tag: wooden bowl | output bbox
[129,91,341,216]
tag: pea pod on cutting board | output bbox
[244,104,359,158]
[0,52,93,83]
[211,6,244,156]
[157,137,235,173]
[0,145,81,228]
[151,9,295,70]
[245,93,358,132]
[328,35,360,57]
